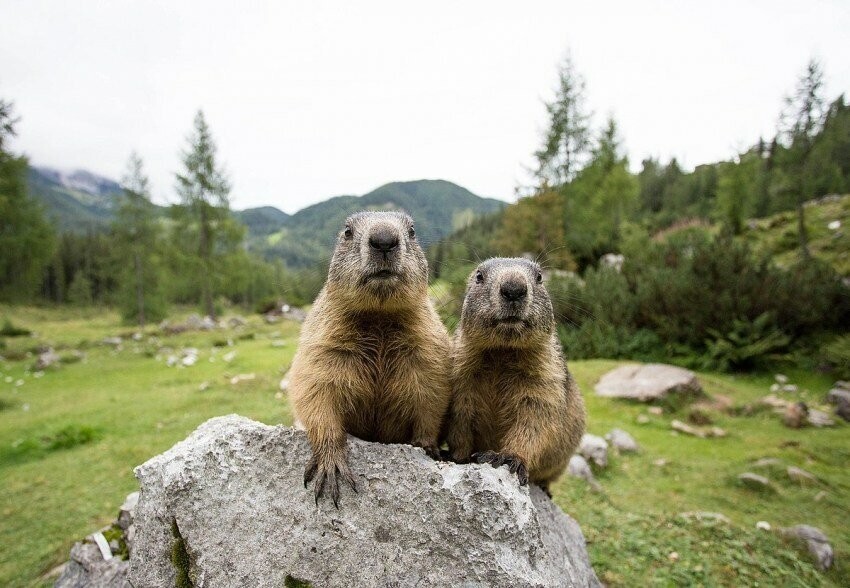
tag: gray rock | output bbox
[780,525,833,570]
[826,388,850,406]
[33,348,61,370]
[738,472,773,491]
[129,415,600,588]
[566,455,601,491]
[578,434,609,468]
[101,337,122,348]
[807,408,835,427]
[594,363,702,402]
[54,542,129,588]
[787,466,817,485]
[835,380,850,391]
[604,428,639,453]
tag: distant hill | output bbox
[27,166,126,230]
[254,180,505,267]
[27,166,504,267]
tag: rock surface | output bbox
[566,455,601,491]
[605,428,639,453]
[594,363,702,402]
[129,415,600,587]
[578,434,609,467]
[780,525,834,570]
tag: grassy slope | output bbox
[0,307,847,586]
[742,194,850,276]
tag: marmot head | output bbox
[459,258,554,348]
[326,211,428,311]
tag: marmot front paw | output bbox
[303,452,357,508]
[473,450,529,486]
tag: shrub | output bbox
[0,319,31,337]
[821,334,850,379]
[703,312,790,371]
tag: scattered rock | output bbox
[33,348,60,370]
[101,336,123,348]
[635,414,650,424]
[807,408,834,427]
[774,374,789,385]
[567,455,602,492]
[595,363,702,402]
[652,458,668,467]
[738,472,773,491]
[826,387,850,406]
[814,490,828,502]
[752,457,782,468]
[229,373,256,385]
[834,380,850,391]
[222,351,237,363]
[647,406,664,416]
[671,420,726,438]
[578,434,609,468]
[836,400,850,423]
[279,374,290,392]
[787,466,817,485]
[827,219,841,230]
[227,316,247,329]
[599,253,625,272]
[756,521,771,531]
[198,381,210,392]
[781,384,799,393]
[678,511,730,524]
[129,415,601,587]
[780,525,833,570]
[132,332,143,342]
[605,428,639,453]
[782,402,808,428]
[762,394,790,410]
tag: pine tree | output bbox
[114,153,165,325]
[533,53,591,187]
[173,111,243,318]
[0,97,55,301]
[779,59,827,259]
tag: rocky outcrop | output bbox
[129,415,600,587]
[594,363,702,402]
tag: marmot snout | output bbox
[445,257,586,490]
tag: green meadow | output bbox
[0,306,847,587]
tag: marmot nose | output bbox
[500,280,527,302]
[369,229,399,253]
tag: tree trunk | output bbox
[134,251,145,327]
[199,204,215,319]
[796,199,810,260]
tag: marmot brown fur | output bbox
[444,258,585,491]
[289,211,451,506]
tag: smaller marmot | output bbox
[288,211,451,507]
[444,258,585,492]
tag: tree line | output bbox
[428,56,850,372]
[0,106,300,323]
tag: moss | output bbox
[170,518,194,588]
[284,575,312,588]
[101,524,129,560]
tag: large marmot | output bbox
[289,211,451,506]
[444,257,585,491]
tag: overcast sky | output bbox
[2,1,849,212]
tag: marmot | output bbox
[444,257,585,491]
[289,211,451,506]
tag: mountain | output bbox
[253,180,505,267]
[27,166,505,267]
[27,166,126,230]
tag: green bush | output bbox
[703,312,790,371]
[0,318,31,337]
[821,334,850,379]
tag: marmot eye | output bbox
[475,270,484,284]
[408,226,416,239]
[344,225,353,239]
[536,272,543,284]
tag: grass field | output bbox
[0,305,847,586]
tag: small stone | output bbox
[738,472,773,491]
[132,332,143,342]
[230,373,256,385]
[652,458,668,467]
[807,408,834,427]
[279,376,290,392]
[826,388,850,405]
[781,384,799,393]
[101,336,122,348]
[671,420,725,438]
[835,380,850,391]
[198,381,210,392]
[753,457,782,468]
[769,383,781,393]
[783,402,808,428]
[578,434,609,468]
[756,521,771,531]
[222,351,236,363]
[33,348,61,370]
[605,428,639,453]
[271,340,286,348]
[775,374,789,385]
[787,466,817,484]
[814,490,827,502]
[827,220,841,230]
[567,454,601,491]
[648,406,664,416]
[636,414,650,424]
[668,551,679,562]
[274,392,284,400]
[780,525,833,570]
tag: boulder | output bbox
[594,363,702,402]
[54,543,129,588]
[826,387,850,406]
[780,525,834,570]
[129,415,600,587]
[604,428,639,453]
[577,434,608,467]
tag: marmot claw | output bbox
[304,455,357,508]
[473,451,529,486]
